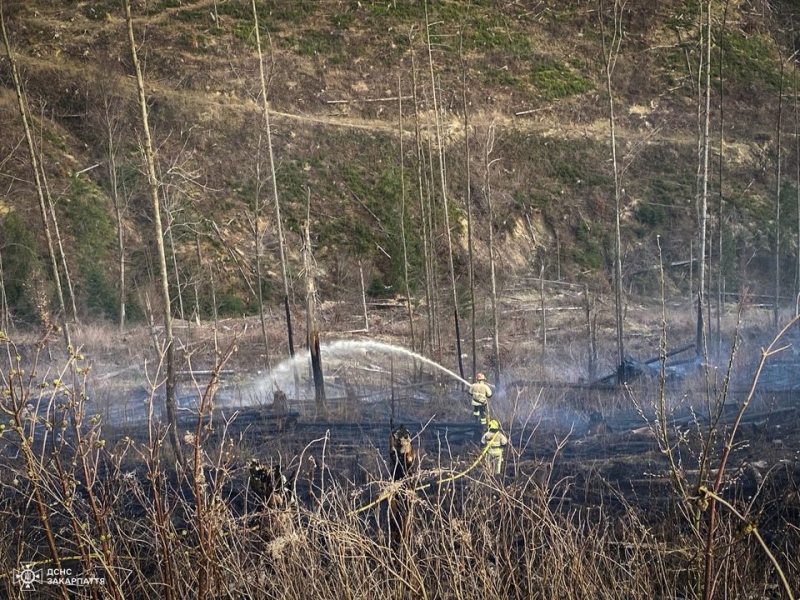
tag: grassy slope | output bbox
[0,0,796,321]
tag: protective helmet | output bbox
[488,419,500,430]
[476,373,486,382]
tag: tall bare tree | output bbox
[484,123,501,385]
[425,1,464,379]
[303,190,325,415]
[99,85,128,331]
[409,31,435,356]
[162,183,186,323]
[795,38,800,312]
[461,31,477,379]
[423,91,442,359]
[598,0,625,373]
[251,131,273,374]
[773,51,785,328]
[123,0,183,466]
[398,76,415,352]
[252,0,299,397]
[0,251,9,332]
[716,2,731,355]
[696,0,712,358]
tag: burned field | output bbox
[1,325,800,599]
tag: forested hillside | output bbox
[1,0,798,326]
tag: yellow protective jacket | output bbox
[481,430,508,456]
[469,381,493,407]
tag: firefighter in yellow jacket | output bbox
[468,373,493,427]
[481,419,508,476]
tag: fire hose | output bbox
[350,430,504,516]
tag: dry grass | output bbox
[1,316,798,600]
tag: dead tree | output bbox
[585,284,598,381]
[774,50,785,329]
[0,251,8,331]
[425,2,464,379]
[795,34,800,313]
[99,85,128,331]
[252,0,299,397]
[398,76,415,351]
[716,2,731,355]
[303,190,325,416]
[540,260,547,363]
[461,32,477,379]
[409,31,435,357]
[359,259,369,331]
[697,0,712,356]
[162,184,186,323]
[251,131,273,373]
[123,0,183,466]
[484,123,501,385]
[598,0,625,372]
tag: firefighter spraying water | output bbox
[467,372,493,428]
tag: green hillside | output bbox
[1,0,798,323]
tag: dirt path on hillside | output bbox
[269,103,702,149]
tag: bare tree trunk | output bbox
[359,259,369,332]
[209,263,219,357]
[484,123,501,385]
[425,1,464,379]
[194,231,202,325]
[598,0,624,371]
[0,250,9,332]
[774,54,785,329]
[166,212,185,322]
[697,0,712,358]
[461,33,477,379]
[540,260,546,364]
[252,0,299,397]
[555,230,561,280]
[102,91,127,331]
[716,1,731,354]
[424,110,442,361]
[410,39,435,358]
[398,76,415,352]
[796,45,800,314]
[123,0,183,467]
[303,191,325,415]
[585,284,598,381]
[253,132,273,374]
[1,9,70,347]
[690,240,694,299]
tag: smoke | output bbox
[255,339,470,404]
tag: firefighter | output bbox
[481,419,508,476]
[468,372,493,427]
[389,424,415,481]
[248,459,295,509]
